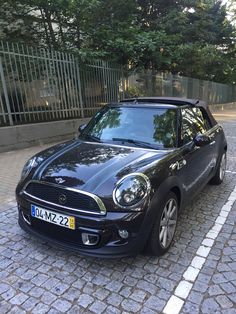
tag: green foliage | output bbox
[0,0,235,84]
[125,85,146,98]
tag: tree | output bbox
[0,0,235,84]
[0,1,40,43]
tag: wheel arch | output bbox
[170,186,182,208]
[149,175,184,216]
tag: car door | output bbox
[176,107,215,198]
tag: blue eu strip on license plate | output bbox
[31,205,36,217]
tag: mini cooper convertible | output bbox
[16,97,227,257]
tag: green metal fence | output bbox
[0,41,235,127]
[0,42,124,126]
[124,72,236,105]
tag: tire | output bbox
[210,151,227,185]
[145,192,178,256]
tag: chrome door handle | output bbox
[178,159,187,169]
[210,141,216,146]
[169,159,186,171]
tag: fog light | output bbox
[118,229,129,239]
[81,233,99,246]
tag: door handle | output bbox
[169,159,186,171]
[210,140,216,146]
[178,159,187,169]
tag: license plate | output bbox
[31,205,75,230]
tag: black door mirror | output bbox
[78,123,87,134]
[194,134,211,147]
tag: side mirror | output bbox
[78,123,87,134]
[194,134,211,147]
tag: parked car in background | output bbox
[16,97,227,257]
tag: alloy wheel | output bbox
[159,198,178,249]
[219,153,226,181]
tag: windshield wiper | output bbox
[81,134,101,143]
[112,137,157,150]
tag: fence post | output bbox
[76,60,84,118]
[0,57,13,126]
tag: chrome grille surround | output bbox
[22,180,107,216]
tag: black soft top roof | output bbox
[120,97,207,109]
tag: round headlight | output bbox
[21,157,39,180]
[113,173,151,209]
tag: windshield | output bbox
[81,106,178,149]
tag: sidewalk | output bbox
[0,143,56,205]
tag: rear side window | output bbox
[181,107,213,145]
[181,108,198,144]
[191,108,211,132]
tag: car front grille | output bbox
[24,181,105,215]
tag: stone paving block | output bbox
[28,287,45,298]
[208,284,224,296]
[31,302,50,314]
[174,280,193,299]
[107,293,123,307]
[106,305,121,314]
[130,289,147,303]
[220,282,236,294]
[52,299,72,312]
[144,295,166,311]
[41,291,57,305]
[181,301,200,314]
[216,295,234,309]
[105,280,123,292]
[78,293,94,308]
[89,300,107,314]
[163,295,184,314]
[121,298,142,312]
[50,283,69,296]
[9,292,28,305]
[93,288,110,301]
[21,296,39,311]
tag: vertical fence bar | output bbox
[6,42,20,122]
[0,94,7,124]
[0,57,13,125]
[11,42,27,122]
[16,43,30,122]
[26,45,38,121]
[71,55,84,117]
[75,58,84,118]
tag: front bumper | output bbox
[17,195,152,258]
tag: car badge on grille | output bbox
[59,194,67,205]
[55,178,65,184]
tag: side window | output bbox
[200,108,212,130]
[191,108,210,133]
[181,108,198,145]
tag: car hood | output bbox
[34,140,170,195]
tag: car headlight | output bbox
[21,157,39,180]
[113,173,151,209]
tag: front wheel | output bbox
[146,192,178,256]
[210,151,227,185]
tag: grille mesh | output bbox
[25,182,101,213]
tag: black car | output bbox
[16,97,227,258]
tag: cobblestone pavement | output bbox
[0,111,236,314]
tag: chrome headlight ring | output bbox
[21,156,40,180]
[113,173,151,210]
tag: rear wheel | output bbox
[146,192,178,256]
[211,152,227,185]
